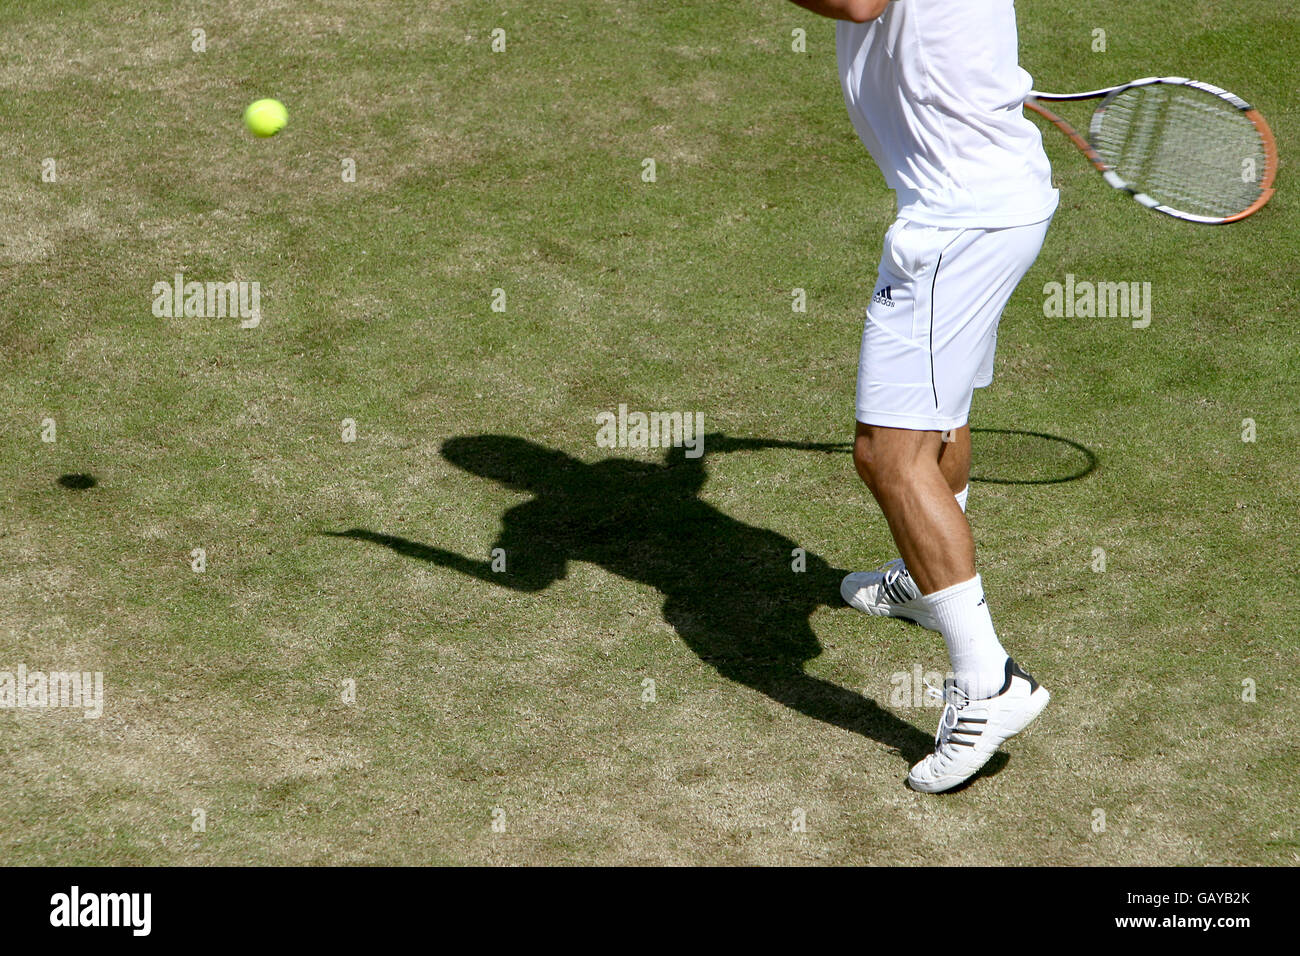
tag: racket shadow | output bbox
[761,428,1099,485]
[967,427,1098,485]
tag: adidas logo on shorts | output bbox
[872,285,896,307]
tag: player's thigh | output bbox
[853,420,944,487]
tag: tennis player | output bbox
[792,0,1056,792]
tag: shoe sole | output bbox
[907,687,1051,794]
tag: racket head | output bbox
[1086,77,1277,223]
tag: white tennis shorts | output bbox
[856,216,1051,432]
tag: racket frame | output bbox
[1026,76,1278,224]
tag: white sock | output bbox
[921,574,1008,700]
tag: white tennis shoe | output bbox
[907,658,1050,794]
[840,559,938,631]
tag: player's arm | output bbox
[787,0,891,22]
[323,528,566,592]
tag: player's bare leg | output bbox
[849,421,1048,792]
[937,425,971,497]
[840,424,969,630]
[852,424,971,594]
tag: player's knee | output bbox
[854,430,924,498]
[853,434,888,494]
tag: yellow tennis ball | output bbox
[243,98,288,138]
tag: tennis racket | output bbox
[1026,76,1278,224]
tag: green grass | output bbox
[0,0,1296,865]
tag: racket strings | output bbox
[1093,86,1267,218]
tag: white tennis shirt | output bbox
[837,0,1059,228]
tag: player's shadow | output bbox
[325,433,939,765]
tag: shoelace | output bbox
[880,561,920,604]
[923,682,986,760]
